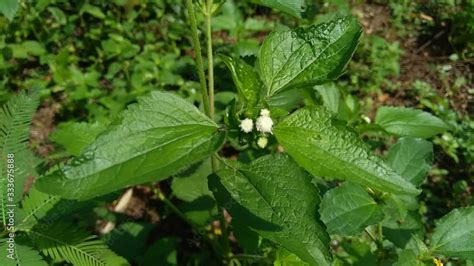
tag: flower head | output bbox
[256,115,273,134]
[260,108,270,117]
[239,118,254,133]
[257,137,268,149]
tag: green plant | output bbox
[0,1,472,265]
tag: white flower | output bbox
[256,115,273,134]
[260,108,270,117]
[239,118,254,133]
[257,137,268,149]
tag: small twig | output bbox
[415,30,445,53]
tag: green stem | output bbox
[157,190,197,228]
[205,0,215,122]
[185,0,211,118]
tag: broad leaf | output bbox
[375,106,450,138]
[431,207,474,260]
[0,0,19,21]
[246,0,307,18]
[209,154,331,265]
[49,121,107,156]
[220,55,261,112]
[274,248,308,266]
[393,250,425,266]
[319,182,383,235]
[387,137,433,186]
[36,91,224,200]
[172,159,213,202]
[258,16,361,96]
[274,106,420,195]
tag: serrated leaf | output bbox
[320,182,383,235]
[36,91,224,200]
[387,137,433,186]
[209,154,331,265]
[220,55,261,111]
[274,106,420,195]
[258,16,361,96]
[49,121,107,156]
[0,0,19,21]
[375,106,450,138]
[246,0,307,18]
[431,207,474,260]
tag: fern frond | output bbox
[0,238,47,266]
[17,187,61,230]
[27,222,130,266]
[0,89,40,227]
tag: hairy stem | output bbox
[205,0,215,122]
[185,0,211,117]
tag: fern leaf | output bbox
[0,89,40,227]
[0,238,47,266]
[28,222,129,266]
[16,187,61,230]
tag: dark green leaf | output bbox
[387,137,433,186]
[431,207,474,260]
[209,154,331,265]
[258,16,362,96]
[172,159,214,202]
[320,183,383,235]
[36,91,224,200]
[246,0,307,18]
[143,238,177,266]
[375,106,450,138]
[274,106,420,195]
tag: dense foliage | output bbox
[0,0,472,265]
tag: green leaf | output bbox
[143,238,177,266]
[246,0,307,18]
[209,154,331,265]
[319,182,384,235]
[49,121,107,156]
[29,222,129,266]
[393,250,425,266]
[431,207,474,260]
[172,159,213,202]
[375,106,450,138]
[274,106,420,195]
[274,248,308,266]
[80,4,106,19]
[103,222,153,263]
[258,16,362,96]
[220,55,261,112]
[0,0,19,21]
[387,137,433,186]
[0,240,47,266]
[36,91,225,200]
[382,211,423,248]
[315,83,341,114]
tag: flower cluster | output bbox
[239,109,273,148]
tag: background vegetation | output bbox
[0,0,472,265]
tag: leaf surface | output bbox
[274,106,420,195]
[36,91,224,200]
[246,0,307,18]
[258,16,361,96]
[0,0,19,21]
[209,154,331,265]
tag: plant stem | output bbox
[185,0,211,118]
[205,0,215,122]
[157,190,197,228]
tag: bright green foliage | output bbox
[274,106,420,195]
[36,91,225,200]
[274,248,308,266]
[0,240,48,266]
[320,183,383,235]
[375,106,450,138]
[0,89,40,226]
[28,222,129,266]
[393,250,425,266]
[209,154,331,265]
[0,0,19,21]
[258,16,362,96]
[387,137,433,186]
[16,187,61,230]
[49,121,107,156]
[431,207,474,260]
[172,159,214,202]
[247,0,307,18]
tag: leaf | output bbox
[246,0,307,18]
[36,91,225,200]
[274,106,420,195]
[0,240,48,266]
[220,55,261,111]
[49,121,107,156]
[172,159,214,202]
[258,16,362,96]
[0,89,40,226]
[80,4,106,19]
[209,154,331,265]
[274,248,308,266]
[393,250,425,266]
[28,222,129,266]
[0,0,19,21]
[431,207,474,260]
[387,137,433,186]
[103,222,153,263]
[315,83,341,114]
[319,182,384,235]
[375,106,450,138]
[382,211,423,248]
[143,238,177,266]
